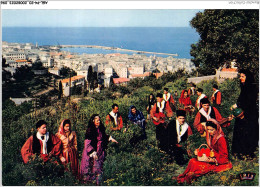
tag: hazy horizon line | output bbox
[3,26,192,28]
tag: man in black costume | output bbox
[166,110,193,165]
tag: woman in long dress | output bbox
[231,69,259,159]
[56,119,79,177]
[175,121,232,184]
[80,114,118,184]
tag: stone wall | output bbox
[187,75,216,84]
[188,70,238,84]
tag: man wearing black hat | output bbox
[21,120,62,164]
[211,84,222,106]
[166,110,192,165]
[150,93,168,150]
[193,98,231,136]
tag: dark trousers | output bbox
[156,123,167,151]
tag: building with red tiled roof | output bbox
[61,75,85,84]
[113,78,130,86]
[15,59,28,63]
[216,67,238,83]
[8,59,32,68]
[61,75,85,96]
[130,72,151,79]
[221,68,238,72]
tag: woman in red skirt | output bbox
[174,121,232,184]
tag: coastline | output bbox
[60,45,178,57]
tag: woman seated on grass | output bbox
[174,121,232,184]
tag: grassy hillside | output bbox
[2,78,259,186]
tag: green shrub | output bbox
[2,78,258,186]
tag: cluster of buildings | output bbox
[3,41,196,96]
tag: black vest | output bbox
[167,120,189,145]
[200,107,216,123]
[32,133,53,154]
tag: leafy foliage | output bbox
[190,10,259,76]
[31,61,46,70]
[13,65,34,81]
[2,75,258,186]
[60,67,77,78]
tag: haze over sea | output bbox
[2,27,199,59]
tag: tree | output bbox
[58,81,63,99]
[190,10,259,76]
[2,69,11,84]
[87,66,93,90]
[93,71,98,89]
[128,78,144,89]
[109,76,114,88]
[71,82,77,95]
[13,65,34,81]
[2,56,8,67]
[60,67,76,78]
[31,61,45,70]
[87,65,93,83]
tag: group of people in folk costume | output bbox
[21,69,258,184]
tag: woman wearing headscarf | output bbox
[179,89,193,115]
[80,114,118,185]
[56,119,79,177]
[175,121,232,184]
[231,69,259,159]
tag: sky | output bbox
[2,9,202,27]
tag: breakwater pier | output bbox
[59,45,178,56]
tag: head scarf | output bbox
[180,90,188,99]
[58,119,71,135]
[206,122,224,149]
[179,90,189,105]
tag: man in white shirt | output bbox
[195,88,207,110]
[166,110,193,165]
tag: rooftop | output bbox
[61,75,85,83]
[221,68,238,72]
[113,78,130,84]
[15,59,28,62]
[131,72,151,78]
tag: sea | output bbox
[2,27,199,59]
